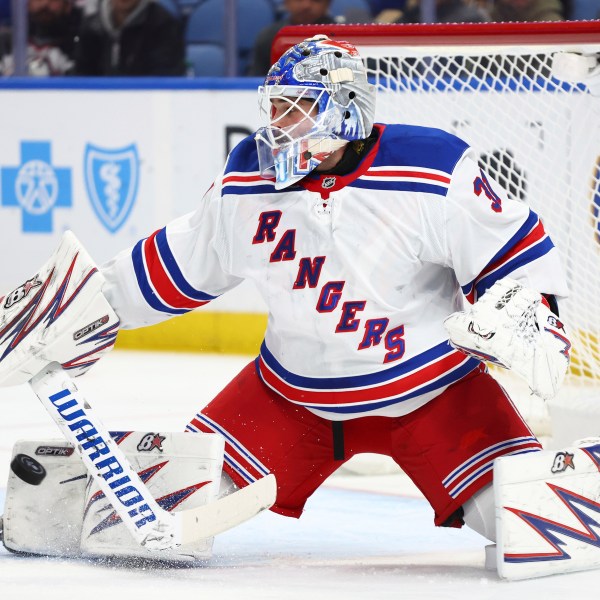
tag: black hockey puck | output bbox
[10,453,46,485]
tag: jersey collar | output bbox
[298,124,386,197]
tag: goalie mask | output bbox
[255,36,376,189]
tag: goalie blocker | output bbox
[0,230,120,386]
[1,432,224,562]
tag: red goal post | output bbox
[271,21,600,60]
[270,22,600,440]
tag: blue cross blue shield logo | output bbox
[84,143,139,233]
[1,141,72,233]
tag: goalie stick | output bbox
[30,362,276,550]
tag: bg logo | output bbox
[551,451,575,473]
[84,143,139,233]
[4,275,41,309]
[137,432,166,452]
[1,141,72,232]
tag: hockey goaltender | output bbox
[1,35,599,581]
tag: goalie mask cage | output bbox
[273,22,600,438]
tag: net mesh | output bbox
[363,44,600,392]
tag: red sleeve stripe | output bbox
[478,219,547,281]
[142,231,210,310]
[364,169,451,184]
[222,172,275,186]
[464,219,549,304]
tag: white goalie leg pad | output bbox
[494,440,600,580]
[0,230,119,387]
[3,439,88,556]
[2,432,224,562]
[81,431,223,562]
[444,277,571,401]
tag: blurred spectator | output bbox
[74,0,185,75]
[490,0,565,21]
[394,0,491,23]
[0,0,12,67]
[248,0,336,76]
[0,0,82,76]
[372,0,404,22]
[369,0,405,12]
[0,0,10,24]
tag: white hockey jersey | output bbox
[102,124,568,420]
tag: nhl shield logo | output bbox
[84,143,139,233]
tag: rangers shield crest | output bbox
[84,144,139,233]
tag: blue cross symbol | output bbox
[1,141,72,233]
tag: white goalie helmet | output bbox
[255,35,376,189]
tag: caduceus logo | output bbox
[100,162,121,221]
[84,143,139,234]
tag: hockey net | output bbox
[273,22,600,444]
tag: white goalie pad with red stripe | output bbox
[0,231,119,386]
[495,440,600,580]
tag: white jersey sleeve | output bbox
[101,180,243,329]
[433,152,568,304]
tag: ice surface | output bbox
[1,350,598,599]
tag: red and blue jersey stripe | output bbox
[256,340,482,415]
[350,165,452,196]
[462,211,554,303]
[221,171,282,196]
[132,227,217,315]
